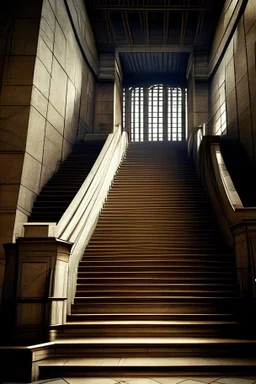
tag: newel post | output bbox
[230,220,256,297]
[230,220,256,334]
[1,235,72,344]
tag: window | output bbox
[148,85,164,141]
[131,87,144,142]
[124,85,187,142]
[167,87,184,141]
[214,101,227,135]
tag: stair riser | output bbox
[29,141,104,222]
[77,272,235,279]
[78,266,234,273]
[81,250,231,256]
[39,365,256,379]
[54,325,240,338]
[75,291,237,298]
[80,257,232,263]
[71,303,238,314]
[89,237,224,243]
[76,284,236,291]
[67,313,236,321]
[41,343,256,358]
[77,278,236,284]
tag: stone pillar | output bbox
[1,237,72,344]
[187,53,209,137]
[163,86,168,141]
[230,220,256,337]
[94,81,115,134]
[124,88,131,140]
[231,220,256,297]
[143,88,149,141]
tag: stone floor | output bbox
[64,378,256,384]
[5,377,256,384]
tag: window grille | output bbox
[124,85,187,142]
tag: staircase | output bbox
[40,141,256,378]
[29,140,105,223]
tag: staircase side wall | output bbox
[209,0,256,164]
[0,0,98,298]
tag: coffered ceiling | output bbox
[85,0,225,81]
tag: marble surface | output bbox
[6,377,256,384]
[39,357,256,367]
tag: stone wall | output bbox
[186,56,209,137]
[0,0,98,296]
[114,61,123,128]
[94,82,114,134]
[0,0,43,297]
[210,0,256,163]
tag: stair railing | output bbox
[1,127,129,343]
[189,128,256,298]
[57,127,128,311]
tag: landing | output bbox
[7,375,256,384]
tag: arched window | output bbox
[124,85,187,142]
[167,87,184,141]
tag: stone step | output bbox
[52,320,240,338]
[79,260,233,267]
[71,302,237,314]
[73,295,238,305]
[75,289,237,298]
[67,312,237,322]
[76,283,237,290]
[77,271,235,279]
[41,337,256,358]
[78,265,235,273]
[76,277,236,284]
[81,254,232,261]
[38,356,256,379]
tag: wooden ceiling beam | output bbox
[103,10,116,44]
[142,12,149,45]
[164,11,169,45]
[122,11,133,45]
[194,11,205,46]
[180,11,188,45]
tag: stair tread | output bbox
[74,295,238,299]
[67,313,236,318]
[53,337,256,344]
[60,320,239,326]
[34,141,243,367]
[39,356,256,367]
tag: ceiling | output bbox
[85,0,225,83]
[119,51,190,86]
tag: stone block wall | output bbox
[0,0,98,297]
[0,0,43,298]
[210,0,256,163]
[94,82,114,134]
[22,0,96,224]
